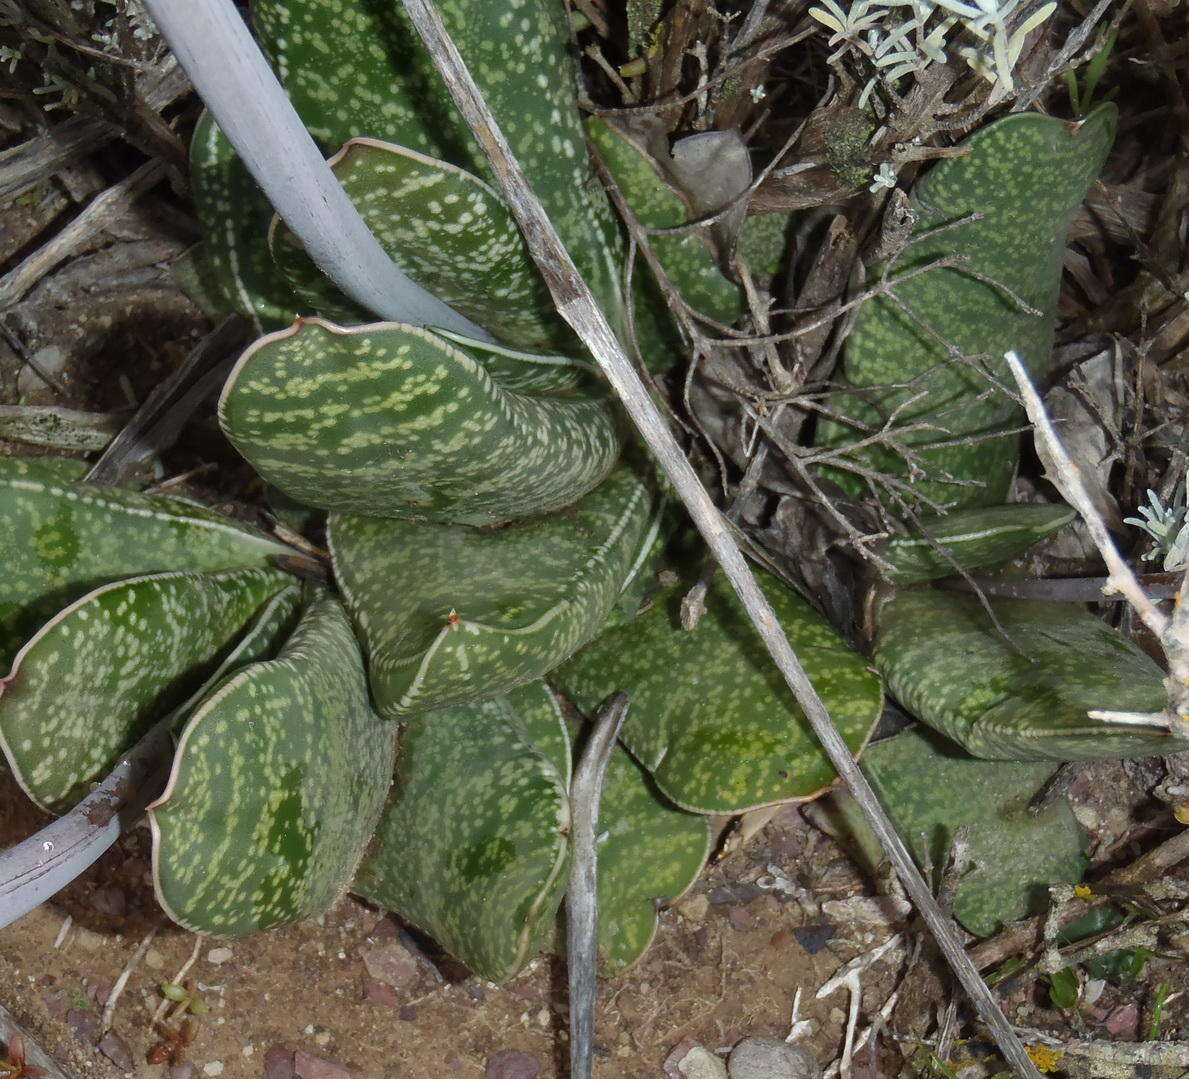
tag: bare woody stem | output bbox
[400,4,1041,1076]
[139,0,491,339]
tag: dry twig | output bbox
[567,693,629,1079]
[1005,350,1189,743]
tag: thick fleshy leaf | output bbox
[329,464,660,717]
[150,594,394,936]
[593,739,710,974]
[587,119,743,326]
[270,140,577,356]
[352,690,570,983]
[0,456,289,672]
[250,0,623,324]
[832,726,1087,936]
[553,570,883,813]
[874,591,1172,761]
[816,106,1116,507]
[219,318,622,525]
[882,503,1075,584]
[187,112,295,331]
[0,567,291,811]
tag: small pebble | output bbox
[728,1037,821,1079]
[678,894,709,923]
[145,948,166,970]
[314,1031,330,1047]
[203,1062,224,1077]
[677,1046,728,1079]
[74,927,104,951]
[206,947,234,965]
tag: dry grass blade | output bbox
[86,316,252,485]
[400,4,1043,1076]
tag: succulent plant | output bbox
[0,0,1179,986]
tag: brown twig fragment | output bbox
[401,5,1044,1075]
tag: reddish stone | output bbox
[66,1009,100,1043]
[728,906,756,931]
[360,975,400,1007]
[263,1043,297,1079]
[98,1032,133,1071]
[664,1038,700,1079]
[1105,1002,1140,1039]
[361,942,419,989]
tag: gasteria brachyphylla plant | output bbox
[2,0,1183,983]
[0,0,882,982]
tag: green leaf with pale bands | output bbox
[0,567,291,811]
[150,594,394,937]
[352,690,570,983]
[593,741,710,974]
[270,140,577,356]
[586,119,743,327]
[881,503,1075,584]
[0,456,289,672]
[815,106,1116,508]
[187,112,296,331]
[220,318,622,525]
[874,591,1173,761]
[553,570,883,813]
[832,726,1086,936]
[329,464,660,717]
[250,0,623,325]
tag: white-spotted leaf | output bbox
[875,592,1172,761]
[832,726,1087,936]
[150,594,395,936]
[219,318,623,525]
[0,455,289,672]
[0,566,291,811]
[329,464,660,717]
[553,569,882,813]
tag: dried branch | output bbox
[401,5,1043,1075]
[567,692,629,1079]
[0,158,166,308]
[1005,350,1189,743]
